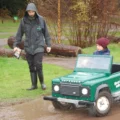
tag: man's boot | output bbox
[27,72,38,90]
[37,72,46,90]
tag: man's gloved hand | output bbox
[46,47,51,53]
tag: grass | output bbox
[0,34,15,39]
[0,57,72,101]
[0,19,19,39]
[0,19,120,102]
[0,43,119,102]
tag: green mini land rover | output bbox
[44,54,120,117]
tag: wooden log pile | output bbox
[107,35,120,43]
[0,48,26,59]
[8,36,82,57]
[0,48,14,57]
[8,36,24,49]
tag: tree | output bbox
[0,8,10,23]
[26,0,120,47]
[58,0,61,43]
[63,0,119,47]
[0,0,27,16]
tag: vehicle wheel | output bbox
[88,91,113,117]
[52,101,74,110]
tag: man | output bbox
[13,3,51,90]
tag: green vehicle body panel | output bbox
[52,54,120,103]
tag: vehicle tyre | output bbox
[52,101,74,110]
[88,91,113,117]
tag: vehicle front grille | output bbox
[60,83,80,96]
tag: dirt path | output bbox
[1,97,120,120]
[0,38,7,47]
[43,56,76,69]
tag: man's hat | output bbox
[26,3,37,12]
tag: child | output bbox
[93,37,110,55]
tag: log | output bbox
[107,35,120,43]
[8,36,24,49]
[49,44,81,57]
[0,48,26,59]
[0,48,14,57]
[8,36,82,57]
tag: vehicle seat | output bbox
[111,64,120,74]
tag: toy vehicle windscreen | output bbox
[74,54,113,74]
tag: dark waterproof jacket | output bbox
[14,3,51,55]
[93,48,110,55]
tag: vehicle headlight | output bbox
[81,88,88,95]
[54,85,60,92]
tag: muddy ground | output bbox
[0,39,120,120]
[1,94,120,120]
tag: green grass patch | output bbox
[0,19,19,27]
[0,34,15,39]
[0,57,72,101]
[0,19,19,39]
[3,45,11,49]
[0,27,17,33]
[0,43,120,102]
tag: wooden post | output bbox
[58,0,61,43]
